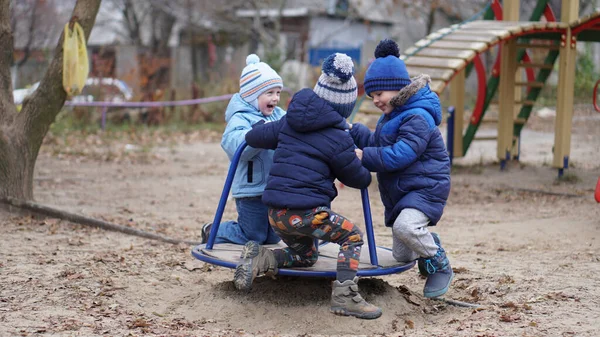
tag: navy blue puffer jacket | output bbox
[350,75,450,227]
[245,88,371,209]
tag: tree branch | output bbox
[250,0,277,46]
[0,196,200,245]
[15,0,41,68]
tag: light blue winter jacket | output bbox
[221,93,286,198]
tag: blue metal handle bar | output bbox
[206,141,379,267]
[361,188,378,266]
[205,141,248,249]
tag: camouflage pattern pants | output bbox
[268,206,363,281]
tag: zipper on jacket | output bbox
[247,161,253,183]
[374,115,390,147]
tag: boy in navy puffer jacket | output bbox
[238,53,382,320]
[350,39,453,299]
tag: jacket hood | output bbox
[390,74,442,126]
[225,93,263,122]
[286,88,347,132]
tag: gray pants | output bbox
[392,208,439,263]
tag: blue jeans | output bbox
[214,197,281,245]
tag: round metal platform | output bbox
[192,242,415,277]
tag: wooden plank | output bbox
[463,20,523,27]
[442,33,499,43]
[547,22,569,29]
[414,39,433,48]
[462,20,534,32]
[490,100,535,106]
[425,31,445,40]
[426,40,489,52]
[429,80,446,94]
[481,118,526,124]
[413,48,476,61]
[434,27,454,35]
[516,43,560,50]
[518,62,554,69]
[401,47,417,59]
[514,118,527,125]
[404,56,466,70]
[452,28,512,39]
[515,81,545,88]
[406,66,455,81]
[463,21,523,27]
[530,21,567,30]
[474,136,497,141]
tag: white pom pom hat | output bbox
[239,54,283,109]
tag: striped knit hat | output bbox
[313,53,357,118]
[239,54,283,109]
[363,39,411,97]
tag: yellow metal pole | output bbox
[553,0,579,171]
[497,1,519,162]
[450,68,465,158]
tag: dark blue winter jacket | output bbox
[350,75,450,227]
[245,88,372,209]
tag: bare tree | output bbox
[10,0,64,68]
[0,0,101,200]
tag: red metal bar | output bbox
[543,3,556,22]
[491,0,503,20]
[572,17,600,35]
[470,55,487,125]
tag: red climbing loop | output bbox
[595,177,600,203]
[593,79,600,113]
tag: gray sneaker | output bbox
[233,241,278,291]
[330,277,382,319]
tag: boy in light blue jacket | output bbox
[201,54,285,245]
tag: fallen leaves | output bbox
[499,313,521,323]
[41,128,221,165]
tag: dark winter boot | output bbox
[200,223,212,244]
[233,241,278,291]
[330,277,382,319]
[417,233,454,298]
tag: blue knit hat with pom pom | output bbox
[364,39,411,97]
[239,54,283,109]
[313,53,357,118]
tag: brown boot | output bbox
[233,241,278,291]
[330,277,382,319]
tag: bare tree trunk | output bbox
[0,0,101,200]
[0,127,34,200]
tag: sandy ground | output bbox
[1,105,600,336]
